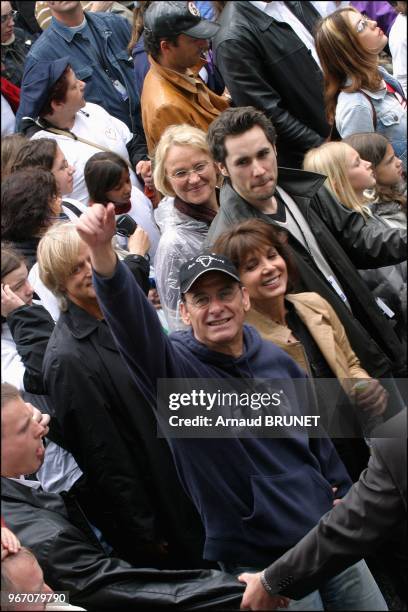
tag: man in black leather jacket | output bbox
[213,1,329,168]
[206,107,407,378]
[0,383,243,610]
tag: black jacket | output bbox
[263,409,407,599]
[213,1,329,168]
[1,478,243,610]
[43,299,206,569]
[206,170,407,377]
[5,303,54,394]
[0,26,31,87]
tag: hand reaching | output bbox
[77,203,116,250]
[238,572,290,610]
[352,379,388,417]
[1,283,25,317]
[1,527,21,560]
[128,226,150,257]
[136,160,154,189]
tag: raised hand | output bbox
[77,203,116,250]
[238,572,290,610]
[76,204,118,277]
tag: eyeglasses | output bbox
[1,9,18,24]
[355,15,369,33]
[183,285,241,309]
[168,161,211,182]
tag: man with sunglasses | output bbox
[75,202,388,611]
[1,2,33,87]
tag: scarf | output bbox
[174,194,218,226]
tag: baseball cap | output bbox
[17,57,71,121]
[179,253,241,294]
[144,1,219,39]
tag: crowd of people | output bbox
[1,1,407,611]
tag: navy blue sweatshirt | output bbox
[94,261,351,566]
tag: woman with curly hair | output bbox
[315,6,407,169]
[1,168,61,269]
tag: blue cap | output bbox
[18,57,71,120]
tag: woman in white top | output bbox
[84,151,160,258]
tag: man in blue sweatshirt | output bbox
[76,203,387,611]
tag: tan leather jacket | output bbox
[141,56,229,153]
[246,292,370,391]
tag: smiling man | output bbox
[75,201,389,610]
[206,106,407,380]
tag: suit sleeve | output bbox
[263,444,405,599]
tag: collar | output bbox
[2,476,68,514]
[148,55,203,94]
[61,299,102,339]
[221,166,326,214]
[50,12,104,43]
[1,32,15,46]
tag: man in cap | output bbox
[141,0,229,154]
[74,201,388,611]
[16,0,141,134]
[16,57,146,204]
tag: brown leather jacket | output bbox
[141,56,229,153]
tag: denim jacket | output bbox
[18,12,141,133]
[336,67,407,170]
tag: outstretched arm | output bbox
[76,203,118,277]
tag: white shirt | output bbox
[389,13,407,97]
[1,94,15,137]
[311,1,350,17]
[31,102,142,205]
[1,323,25,389]
[250,0,321,68]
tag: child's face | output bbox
[106,169,132,205]
[374,144,404,187]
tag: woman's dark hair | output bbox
[343,133,406,208]
[1,169,59,241]
[11,138,58,173]
[128,0,152,53]
[212,219,298,291]
[84,152,129,204]
[1,134,27,180]
[1,244,24,281]
[39,65,72,117]
[207,106,277,165]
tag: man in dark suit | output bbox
[239,409,407,610]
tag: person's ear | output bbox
[241,286,251,313]
[179,300,191,326]
[218,162,229,177]
[160,39,175,55]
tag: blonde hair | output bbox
[153,124,212,197]
[37,222,83,312]
[303,142,373,219]
[315,7,382,124]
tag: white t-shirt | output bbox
[1,94,15,137]
[389,13,407,97]
[31,102,142,204]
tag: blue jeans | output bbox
[219,559,388,611]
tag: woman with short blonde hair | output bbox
[37,222,83,312]
[153,124,219,331]
[153,124,213,196]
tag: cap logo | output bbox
[196,255,221,268]
[188,2,201,17]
